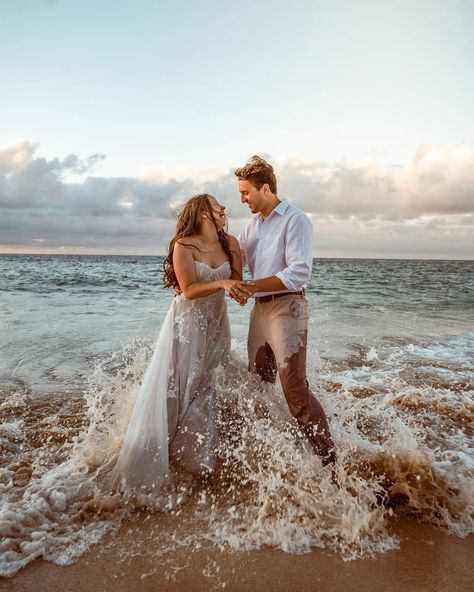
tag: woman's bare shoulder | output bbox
[175,236,199,249]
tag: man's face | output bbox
[239,180,267,214]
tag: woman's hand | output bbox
[220,279,255,305]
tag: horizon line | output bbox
[0,252,472,262]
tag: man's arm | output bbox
[274,213,313,290]
[242,214,313,297]
[247,275,287,293]
[232,225,287,297]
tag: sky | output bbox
[0,0,473,258]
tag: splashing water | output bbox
[1,334,472,577]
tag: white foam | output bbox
[1,330,473,577]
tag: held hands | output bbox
[221,279,256,306]
[173,280,256,305]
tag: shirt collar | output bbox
[257,198,289,221]
[274,198,289,215]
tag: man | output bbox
[233,155,336,467]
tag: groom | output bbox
[232,155,336,467]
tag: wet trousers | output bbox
[248,294,336,465]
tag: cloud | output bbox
[0,139,472,257]
[0,139,105,209]
[277,144,474,219]
[308,213,473,259]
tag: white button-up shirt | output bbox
[237,198,313,297]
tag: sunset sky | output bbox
[1,0,473,258]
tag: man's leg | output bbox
[248,302,277,384]
[266,296,336,465]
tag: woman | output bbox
[109,194,250,495]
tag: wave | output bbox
[1,334,472,577]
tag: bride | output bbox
[109,193,251,494]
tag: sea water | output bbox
[0,255,473,576]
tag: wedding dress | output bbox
[110,260,232,493]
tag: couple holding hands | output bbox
[110,155,336,494]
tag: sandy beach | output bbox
[3,511,472,592]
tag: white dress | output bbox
[110,260,232,493]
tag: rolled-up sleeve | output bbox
[275,214,313,291]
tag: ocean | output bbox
[1,255,473,577]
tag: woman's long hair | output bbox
[163,194,234,289]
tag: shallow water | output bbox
[0,255,473,576]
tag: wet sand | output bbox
[3,513,472,592]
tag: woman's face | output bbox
[207,196,227,229]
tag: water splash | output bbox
[1,333,472,577]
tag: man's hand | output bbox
[175,280,255,304]
[221,279,255,305]
[228,281,257,306]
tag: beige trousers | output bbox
[248,294,336,465]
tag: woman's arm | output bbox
[173,240,250,301]
[173,241,223,299]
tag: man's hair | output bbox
[234,155,277,194]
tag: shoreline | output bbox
[3,514,473,592]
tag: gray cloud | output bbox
[0,140,473,257]
[277,144,474,220]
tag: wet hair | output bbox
[234,155,277,194]
[162,193,234,289]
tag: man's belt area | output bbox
[255,290,305,303]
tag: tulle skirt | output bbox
[109,290,231,494]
